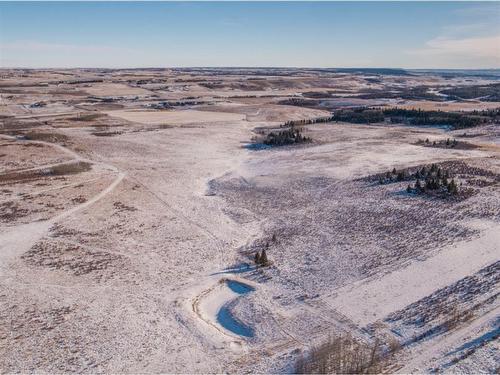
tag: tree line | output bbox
[275,107,496,129]
[329,107,497,129]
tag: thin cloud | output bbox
[441,23,492,38]
[406,34,500,68]
[409,34,500,59]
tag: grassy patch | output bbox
[0,161,92,184]
[91,131,123,137]
[69,113,104,122]
[24,131,69,143]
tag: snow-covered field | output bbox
[105,109,246,125]
[328,219,499,326]
[1,69,499,373]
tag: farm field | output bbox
[0,68,499,373]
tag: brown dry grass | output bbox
[69,113,104,122]
[91,131,123,137]
[24,131,69,143]
[0,161,92,184]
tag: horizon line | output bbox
[1,66,500,71]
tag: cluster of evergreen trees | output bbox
[379,164,460,197]
[254,248,269,267]
[407,164,459,196]
[264,126,311,146]
[407,177,458,195]
[378,167,415,184]
[417,138,459,148]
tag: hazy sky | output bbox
[1,1,499,69]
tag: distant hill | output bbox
[409,69,500,80]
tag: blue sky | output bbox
[1,1,499,68]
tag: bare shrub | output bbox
[24,131,69,143]
[22,240,124,277]
[387,336,402,354]
[444,306,474,331]
[295,335,384,374]
[91,131,123,137]
[0,161,92,184]
[50,161,92,175]
[0,201,29,222]
[69,113,104,122]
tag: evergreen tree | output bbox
[425,178,432,190]
[392,168,397,175]
[415,179,422,192]
[260,248,269,266]
[447,179,458,195]
[254,251,261,265]
[406,184,412,193]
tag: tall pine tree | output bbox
[260,248,269,266]
[254,251,261,265]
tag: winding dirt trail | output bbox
[0,134,125,275]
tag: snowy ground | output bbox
[0,69,499,373]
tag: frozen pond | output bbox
[216,280,255,338]
[226,279,254,294]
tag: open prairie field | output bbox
[1,68,499,373]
